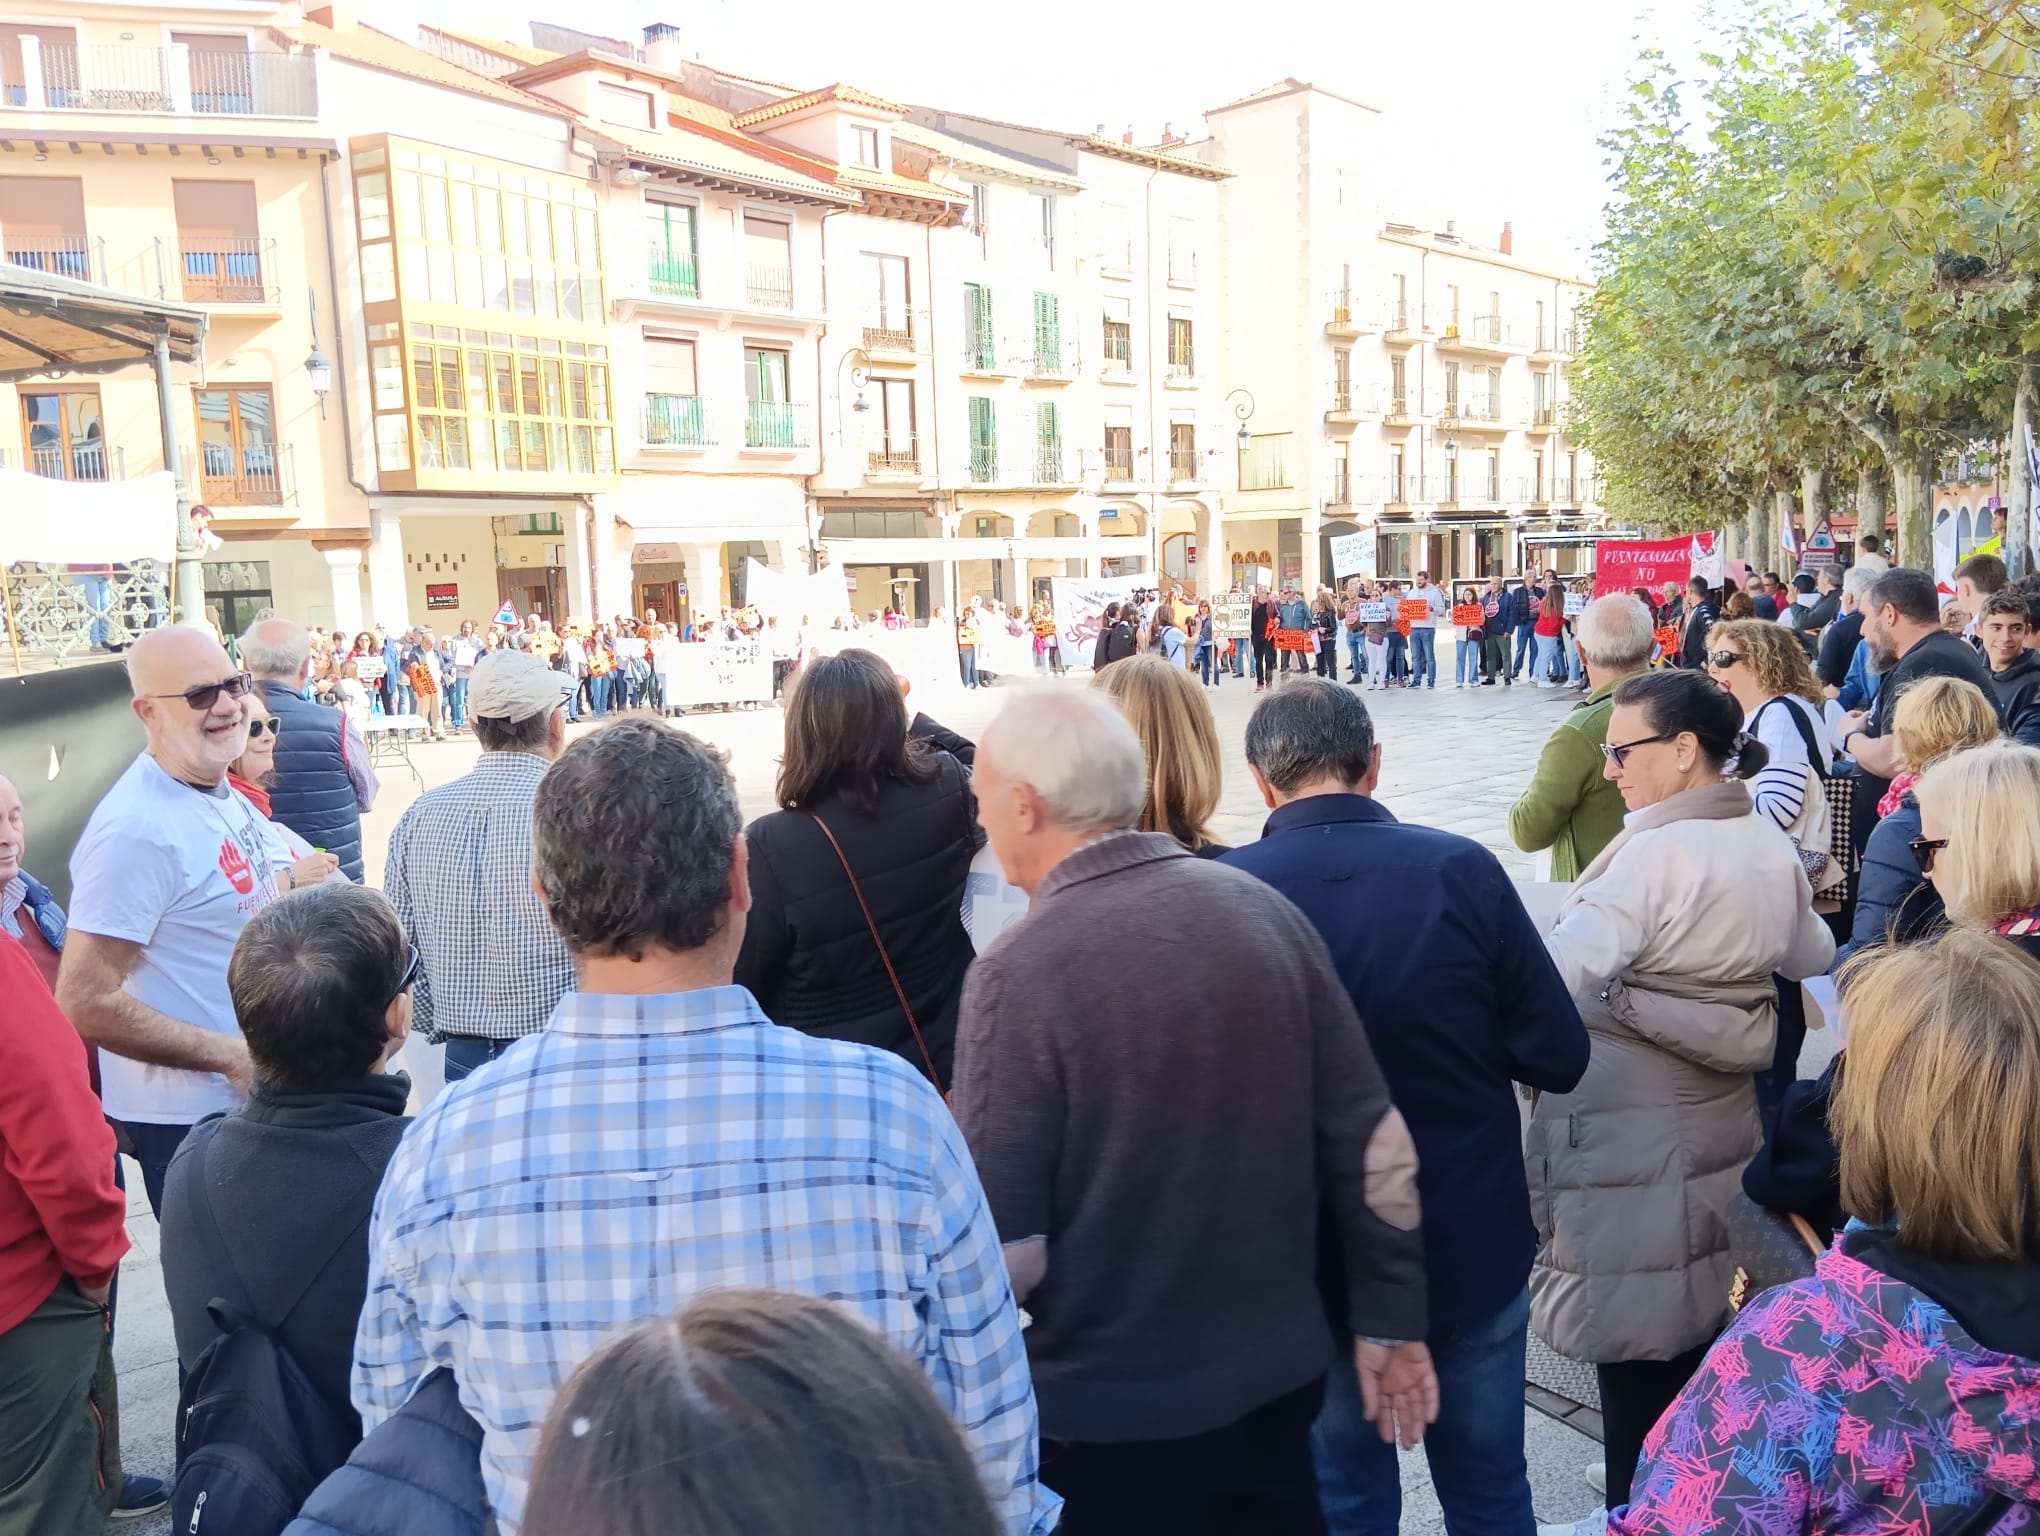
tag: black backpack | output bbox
[171,1121,359,1535]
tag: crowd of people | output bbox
[3,522,2038,1536]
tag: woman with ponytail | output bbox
[1527,668,1836,1535]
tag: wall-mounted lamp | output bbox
[1226,387,1255,451]
[305,287,333,419]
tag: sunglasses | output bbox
[149,672,253,711]
[1600,732,1674,769]
[1707,650,1744,669]
[389,946,422,1004]
[245,718,281,740]
[1909,836,1950,875]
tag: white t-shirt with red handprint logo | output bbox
[69,751,306,1125]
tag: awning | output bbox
[0,263,205,381]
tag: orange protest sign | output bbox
[1452,604,1484,627]
[1273,627,1313,652]
[1398,598,1431,624]
[1653,625,1679,659]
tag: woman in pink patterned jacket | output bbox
[1611,929,2040,1536]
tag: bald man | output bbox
[58,625,337,1214]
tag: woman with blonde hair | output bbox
[1092,653,1228,857]
[1912,740,2040,960]
[1611,929,2040,1536]
[1837,676,2003,965]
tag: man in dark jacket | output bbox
[1816,567,1875,691]
[1785,567,1841,651]
[1978,591,2040,747]
[1090,603,1137,672]
[1677,575,1719,669]
[1222,680,1588,1536]
[159,881,413,1440]
[958,687,1435,1533]
[1506,576,1538,680]
[243,618,377,881]
[1250,587,1276,689]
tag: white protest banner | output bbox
[1050,573,1148,664]
[975,612,1035,678]
[1210,595,1251,640]
[1357,602,1389,623]
[666,640,773,708]
[1563,591,1588,617]
[1328,531,1376,581]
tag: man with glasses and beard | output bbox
[59,626,339,1215]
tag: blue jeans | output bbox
[1454,638,1481,684]
[960,647,980,688]
[590,673,613,714]
[1231,640,1247,677]
[1510,621,1537,676]
[396,683,416,715]
[117,1119,194,1221]
[1409,627,1437,686]
[1345,627,1365,678]
[1313,1288,1533,1536]
[446,673,468,728]
[442,1034,519,1082]
[1195,642,1216,685]
[1386,631,1408,680]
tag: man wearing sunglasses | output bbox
[58,626,337,1219]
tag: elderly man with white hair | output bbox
[1507,594,1656,881]
[241,616,378,881]
[954,685,1434,1536]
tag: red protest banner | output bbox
[1593,533,1715,597]
[1273,628,1313,652]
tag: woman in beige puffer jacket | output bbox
[1528,669,1833,1530]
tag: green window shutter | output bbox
[1038,400,1060,447]
[969,396,994,450]
[1034,292,1060,369]
[965,283,994,367]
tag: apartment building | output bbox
[1206,79,1598,593]
[0,0,365,634]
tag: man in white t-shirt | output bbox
[58,625,338,1216]
[1405,569,1448,689]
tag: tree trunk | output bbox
[1856,464,1889,550]
[1799,464,1830,540]
[1748,492,1774,569]
[1892,449,1933,571]
[1772,488,1796,574]
[2007,364,2036,580]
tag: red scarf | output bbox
[1996,907,2040,939]
[1877,770,1918,820]
[229,771,273,818]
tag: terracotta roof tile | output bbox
[303,18,571,115]
[417,26,560,68]
[731,83,905,127]
[595,118,855,203]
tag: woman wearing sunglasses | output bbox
[1834,675,2002,968]
[1527,669,1834,1534]
[1912,741,2040,962]
[226,691,340,897]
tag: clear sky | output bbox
[356,0,1721,273]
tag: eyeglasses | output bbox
[389,946,421,1004]
[1909,836,1950,875]
[1599,732,1675,768]
[244,718,281,740]
[149,672,253,711]
[1707,650,1745,670]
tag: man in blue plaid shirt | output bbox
[352,717,1058,1535]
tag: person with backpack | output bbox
[158,881,416,1533]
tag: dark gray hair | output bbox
[1871,566,1940,625]
[474,708,556,753]
[1243,677,1376,793]
[533,717,741,960]
[227,882,407,1088]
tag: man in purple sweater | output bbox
[955,687,1435,1536]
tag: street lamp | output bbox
[1227,387,1256,451]
[305,288,333,420]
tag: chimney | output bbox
[1096,122,1106,136]
[641,22,682,73]
[1500,220,1514,256]
[1123,125,1134,144]
[1444,219,1457,239]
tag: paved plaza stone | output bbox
[112,667,1625,1534]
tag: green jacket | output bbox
[1508,677,1628,882]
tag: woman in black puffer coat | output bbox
[734,649,981,1086]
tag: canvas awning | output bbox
[0,263,206,381]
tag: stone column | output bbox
[365,503,410,631]
[562,501,594,621]
[321,546,365,639]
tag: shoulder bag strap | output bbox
[1756,696,1831,781]
[807,813,946,1094]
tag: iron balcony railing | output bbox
[1102,446,1134,480]
[189,440,285,504]
[1034,443,1066,483]
[968,446,998,483]
[1166,352,1195,382]
[1384,391,1412,419]
[4,235,96,283]
[642,393,711,447]
[646,252,698,299]
[863,308,923,353]
[867,437,920,475]
[1328,470,1352,506]
[962,329,1000,372]
[1551,476,1574,501]
[28,442,117,481]
[743,400,809,450]
[1386,301,1414,334]
[5,43,317,116]
[1170,448,1199,481]
[746,263,794,310]
[1467,313,1512,346]
[180,236,274,304]
[1533,326,1579,355]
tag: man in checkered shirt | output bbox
[382,650,576,1082]
[353,716,1059,1536]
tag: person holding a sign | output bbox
[1406,572,1447,688]
[1278,587,1311,675]
[1453,587,1486,687]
